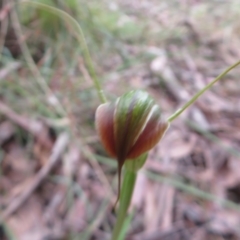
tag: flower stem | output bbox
[20,1,107,104]
[167,60,240,123]
[111,170,136,240]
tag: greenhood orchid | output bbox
[95,90,169,201]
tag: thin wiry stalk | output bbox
[167,60,240,123]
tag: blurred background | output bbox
[1,0,240,239]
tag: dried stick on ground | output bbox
[0,101,52,148]
[0,62,21,80]
[0,132,69,221]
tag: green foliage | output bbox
[88,3,145,43]
[20,0,79,38]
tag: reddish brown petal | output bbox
[95,103,116,157]
[127,107,169,159]
[114,90,154,162]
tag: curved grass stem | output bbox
[20,0,107,104]
[167,60,240,123]
[111,170,136,240]
[11,2,66,116]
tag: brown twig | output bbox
[0,62,21,80]
[0,101,52,148]
[0,132,69,221]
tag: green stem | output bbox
[20,1,107,104]
[167,60,240,123]
[111,170,136,240]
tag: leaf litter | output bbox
[1,0,240,239]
